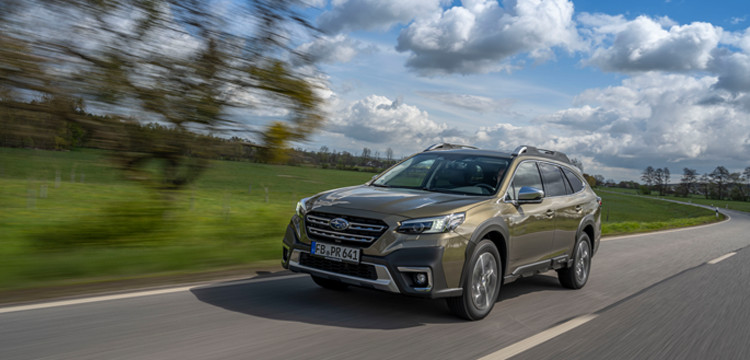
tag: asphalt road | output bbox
[1,209,749,360]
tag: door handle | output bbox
[574,205,582,213]
[546,209,554,217]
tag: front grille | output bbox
[299,252,378,280]
[305,212,388,247]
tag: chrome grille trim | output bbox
[308,228,374,243]
[304,212,389,247]
[306,215,331,227]
[306,215,385,232]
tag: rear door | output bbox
[546,164,588,257]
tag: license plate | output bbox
[311,241,360,264]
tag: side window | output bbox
[539,163,567,197]
[508,161,543,200]
[562,167,585,193]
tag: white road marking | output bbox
[708,252,736,265]
[479,314,598,360]
[0,274,305,314]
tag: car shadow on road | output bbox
[499,273,566,301]
[190,272,564,330]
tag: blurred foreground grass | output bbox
[0,148,373,290]
[0,148,723,291]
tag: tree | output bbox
[700,173,710,199]
[361,147,372,165]
[680,168,698,197]
[710,166,731,200]
[594,175,605,187]
[0,0,323,193]
[654,167,670,196]
[641,166,655,188]
[583,174,597,188]
[729,172,745,201]
[653,168,664,195]
[386,147,394,162]
[570,158,584,173]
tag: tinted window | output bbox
[562,167,585,193]
[508,161,543,200]
[539,163,567,197]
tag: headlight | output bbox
[296,197,310,217]
[397,213,465,234]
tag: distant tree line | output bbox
[0,96,398,173]
[639,165,750,201]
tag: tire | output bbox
[558,233,592,289]
[447,239,502,321]
[311,275,349,290]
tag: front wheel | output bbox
[558,233,591,289]
[447,239,502,321]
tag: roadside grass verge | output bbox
[0,148,726,291]
[598,190,725,236]
[597,186,750,212]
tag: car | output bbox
[281,144,601,320]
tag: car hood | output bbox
[306,185,489,218]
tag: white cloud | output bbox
[534,74,749,170]
[317,0,444,34]
[396,0,583,75]
[296,34,371,65]
[416,91,514,113]
[709,50,750,92]
[325,95,466,152]
[587,15,722,72]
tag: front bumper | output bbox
[282,224,462,299]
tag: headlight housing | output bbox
[396,213,465,234]
[296,197,310,217]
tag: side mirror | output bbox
[518,186,544,203]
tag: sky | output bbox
[283,0,750,181]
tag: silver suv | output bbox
[282,144,601,320]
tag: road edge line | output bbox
[0,274,306,314]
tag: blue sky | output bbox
[284,0,750,181]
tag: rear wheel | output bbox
[311,275,349,290]
[558,233,591,289]
[447,239,501,320]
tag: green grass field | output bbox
[0,147,374,290]
[602,187,750,213]
[0,148,724,291]
[597,190,721,235]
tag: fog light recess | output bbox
[397,267,433,291]
[413,272,428,286]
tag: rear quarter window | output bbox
[562,167,585,193]
[539,163,567,197]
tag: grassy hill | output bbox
[0,147,722,290]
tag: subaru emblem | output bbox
[329,218,349,231]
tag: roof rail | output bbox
[423,143,478,152]
[511,145,571,164]
[512,145,527,156]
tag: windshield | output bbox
[372,153,510,195]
